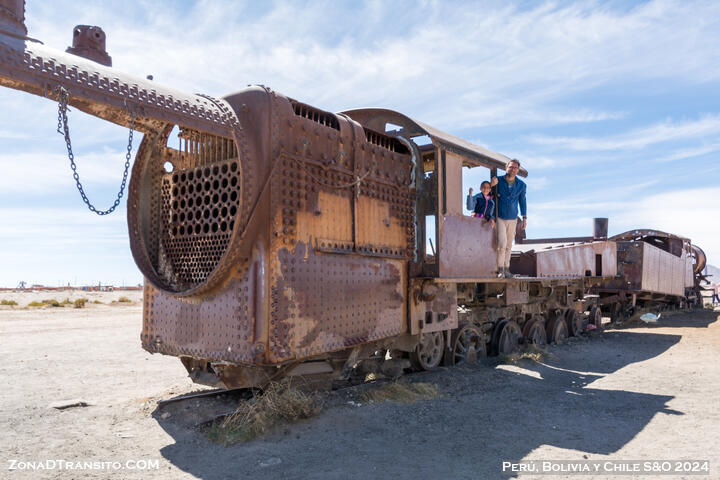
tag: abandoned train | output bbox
[0,7,706,389]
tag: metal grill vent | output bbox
[289,99,339,131]
[156,157,241,288]
[365,128,409,154]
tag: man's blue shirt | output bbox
[496,175,527,220]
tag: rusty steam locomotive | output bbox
[0,4,706,389]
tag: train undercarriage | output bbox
[176,275,691,390]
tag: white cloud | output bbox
[652,142,720,163]
[18,0,720,131]
[0,207,127,237]
[528,187,720,266]
[0,149,138,194]
[0,206,136,286]
[612,187,720,263]
[528,115,720,151]
[0,130,30,140]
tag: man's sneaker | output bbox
[504,269,515,278]
[497,267,505,278]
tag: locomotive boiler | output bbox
[0,4,706,390]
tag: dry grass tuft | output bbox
[74,298,88,308]
[60,298,73,306]
[360,381,439,404]
[1,299,18,306]
[207,380,323,445]
[27,299,62,308]
[497,345,550,365]
[117,296,132,303]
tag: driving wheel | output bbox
[523,316,547,346]
[589,305,603,331]
[448,324,486,366]
[492,319,522,355]
[566,309,586,336]
[410,331,444,371]
[546,313,568,344]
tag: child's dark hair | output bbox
[480,181,491,188]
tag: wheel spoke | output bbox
[449,324,485,365]
[411,331,444,370]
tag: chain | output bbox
[56,87,136,215]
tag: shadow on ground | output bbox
[615,309,718,330]
[153,317,688,480]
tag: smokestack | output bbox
[594,217,608,239]
[0,0,26,36]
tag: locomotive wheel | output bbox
[589,306,603,331]
[546,316,568,344]
[492,320,522,356]
[610,302,625,324]
[490,319,507,355]
[566,309,586,336]
[448,324,486,366]
[410,331,444,371]
[523,317,547,346]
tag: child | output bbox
[468,181,495,227]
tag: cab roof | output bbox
[341,108,528,177]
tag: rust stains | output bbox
[439,214,497,277]
[142,277,255,364]
[269,241,405,363]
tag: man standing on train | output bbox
[491,159,527,278]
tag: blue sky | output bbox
[1,0,719,287]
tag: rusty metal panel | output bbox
[659,251,671,294]
[443,151,464,215]
[273,112,414,260]
[535,241,617,277]
[639,242,688,296]
[295,190,353,246]
[684,253,694,289]
[267,241,406,363]
[141,278,255,364]
[356,195,406,254]
[599,242,617,276]
[509,250,537,277]
[408,280,458,335]
[672,258,682,296]
[438,214,497,277]
[505,282,529,304]
[537,245,590,277]
[669,250,685,296]
[620,241,643,289]
[641,243,659,292]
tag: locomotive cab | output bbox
[341,109,528,280]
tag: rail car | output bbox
[513,226,705,325]
[0,8,706,389]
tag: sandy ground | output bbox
[0,292,718,479]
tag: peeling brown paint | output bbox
[268,241,405,362]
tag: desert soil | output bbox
[0,290,718,479]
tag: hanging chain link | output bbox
[56,87,136,215]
